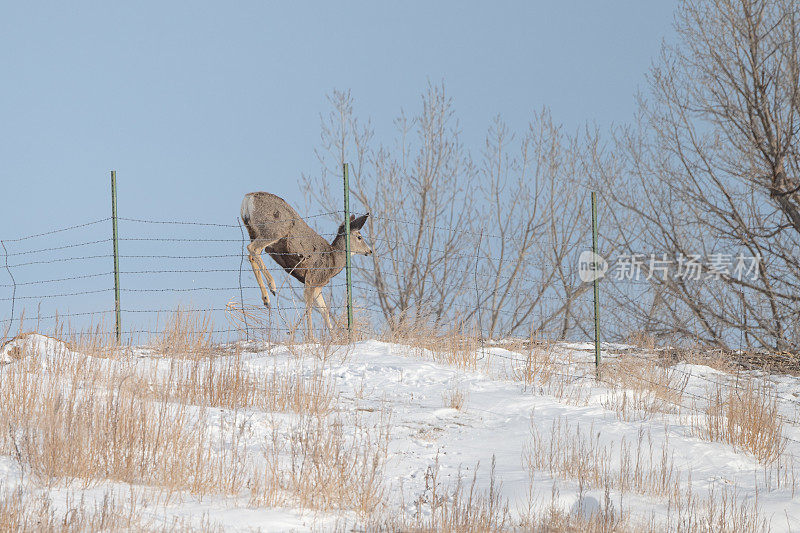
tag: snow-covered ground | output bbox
[2,335,799,531]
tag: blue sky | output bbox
[0,1,676,333]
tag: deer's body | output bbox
[240,192,370,333]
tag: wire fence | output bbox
[0,208,797,366]
[0,209,599,344]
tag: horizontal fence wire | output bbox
[0,305,375,324]
[8,255,112,268]
[0,272,112,287]
[3,211,793,362]
[0,309,116,324]
[372,213,588,246]
[351,283,592,309]
[119,211,339,227]
[5,239,113,256]
[0,284,351,301]
[1,218,111,243]
[1,288,114,301]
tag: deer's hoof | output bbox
[262,296,271,308]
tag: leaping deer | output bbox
[240,192,371,333]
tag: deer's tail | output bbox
[240,194,256,226]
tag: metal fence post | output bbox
[111,170,121,344]
[592,191,601,376]
[343,163,354,336]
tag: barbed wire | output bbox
[119,211,339,227]
[8,254,111,268]
[2,218,111,242]
[1,213,796,360]
[0,288,113,302]
[0,304,376,324]
[350,283,592,311]
[4,239,113,256]
[41,322,378,338]
[0,309,116,324]
[121,283,349,293]
[0,272,112,288]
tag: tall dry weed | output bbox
[692,379,786,463]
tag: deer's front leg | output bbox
[246,243,272,307]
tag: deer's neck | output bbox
[325,234,349,277]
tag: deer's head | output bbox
[338,213,372,256]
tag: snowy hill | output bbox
[1,335,798,531]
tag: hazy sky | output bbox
[0,1,676,332]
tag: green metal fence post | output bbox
[591,191,601,376]
[111,170,121,344]
[343,163,354,336]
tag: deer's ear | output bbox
[351,213,369,230]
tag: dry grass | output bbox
[0,312,354,518]
[142,350,336,414]
[600,354,688,421]
[443,381,468,410]
[521,485,626,533]
[505,343,594,405]
[1,313,796,530]
[0,487,225,532]
[692,379,787,463]
[524,414,771,532]
[387,322,484,371]
[151,307,214,358]
[251,410,391,516]
[2,365,248,496]
[378,454,510,532]
[0,489,145,532]
[525,415,680,501]
[510,342,561,388]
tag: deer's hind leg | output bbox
[303,285,316,339]
[302,285,333,339]
[247,241,277,307]
[254,253,277,295]
[312,288,334,331]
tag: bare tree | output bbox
[304,85,478,332]
[467,113,609,339]
[599,0,800,349]
[303,87,611,339]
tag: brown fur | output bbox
[240,192,371,333]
